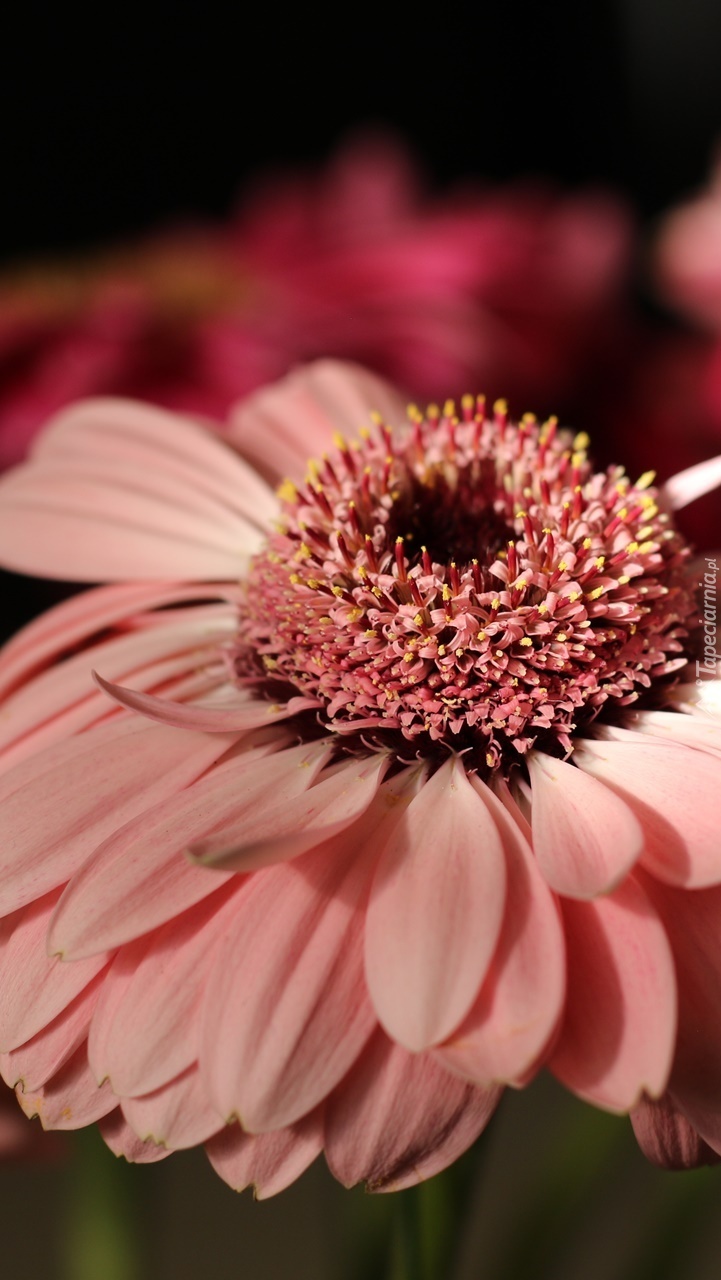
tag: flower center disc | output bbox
[239,397,696,776]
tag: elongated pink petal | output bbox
[325,1029,501,1191]
[549,875,677,1111]
[88,885,244,1096]
[228,360,408,485]
[50,738,331,958]
[639,873,721,1131]
[0,398,277,580]
[527,750,644,898]
[121,1066,223,1150]
[660,454,721,510]
[0,604,236,759]
[1,971,104,1092]
[436,778,565,1086]
[0,581,237,703]
[99,1111,172,1163]
[574,735,721,887]
[365,757,506,1051]
[622,709,721,755]
[205,1113,324,1198]
[0,891,109,1050]
[201,838,377,1133]
[17,1043,116,1129]
[631,1094,720,1169]
[93,671,319,733]
[0,717,239,917]
[192,752,389,870]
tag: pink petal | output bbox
[228,360,408,485]
[17,1043,117,1130]
[436,778,565,1086]
[0,716,239,917]
[50,738,332,958]
[99,1111,172,1164]
[121,1066,223,1150]
[200,779,412,1131]
[365,757,506,1051]
[1,971,104,1092]
[0,603,236,762]
[527,750,644,898]
[574,735,721,887]
[87,884,244,1096]
[205,1113,323,1198]
[92,671,319,733]
[639,873,721,1133]
[622,709,721,755]
[324,1029,501,1192]
[660,454,721,510]
[0,398,277,581]
[549,875,677,1111]
[192,752,389,871]
[0,581,230,702]
[630,1094,720,1169]
[0,890,109,1050]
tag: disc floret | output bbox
[239,397,696,774]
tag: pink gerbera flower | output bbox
[0,359,720,1192]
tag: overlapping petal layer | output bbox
[0,360,719,1188]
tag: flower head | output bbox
[0,360,720,1191]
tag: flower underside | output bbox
[238,396,696,777]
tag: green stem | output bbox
[61,1128,142,1280]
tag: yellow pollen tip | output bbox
[486,753,495,768]
[557,560,568,572]
[289,573,301,584]
[568,591,581,602]
[443,399,456,417]
[276,479,298,503]
[395,535,404,545]
[638,541,656,554]
[640,498,658,514]
[438,645,446,656]
[306,577,320,589]
[515,579,527,590]
[364,628,377,637]
[617,575,630,585]
[582,538,592,549]
[476,630,487,640]
[573,431,590,450]
[348,608,363,623]
[625,541,640,554]
[427,404,440,419]
[519,637,533,647]
[538,603,548,614]
[491,598,501,609]
[403,652,414,663]
[442,585,453,601]
[370,411,383,425]
[295,543,311,562]
[493,398,508,415]
[413,613,424,626]
[262,656,278,671]
[636,470,656,490]
[571,452,586,469]
[557,633,567,642]
[331,586,345,598]
[357,565,368,579]
[332,432,347,451]
[595,556,605,568]
[461,393,474,410]
[588,586,605,600]
[358,426,371,441]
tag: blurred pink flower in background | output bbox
[0,362,720,1188]
[0,136,632,470]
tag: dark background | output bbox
[2,0,721,263]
